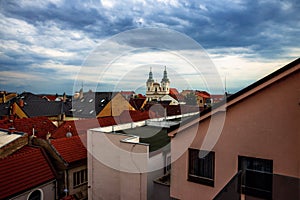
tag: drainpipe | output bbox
[64,170,69,197]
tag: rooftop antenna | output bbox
[224,73,229,96]
[225,75,227,94]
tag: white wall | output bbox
[88,130,149,200]
[10,181,56,200]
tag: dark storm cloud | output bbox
[1,0,299,53]
[0,0,299,93]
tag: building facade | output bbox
[168,58,300,200]
[146,67,170,101]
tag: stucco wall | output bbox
[10,181,56,200]
[170,68,300,199]
[68,165,88,199]
[88,130,149,200]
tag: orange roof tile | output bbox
[52,118,116,139]
[169,88,184,101]
[50,136,87,163]
[0,117,57,139]
[0,146,56,199]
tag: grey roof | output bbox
[68,92,118,118]
[19,92,64,117]
[22,101,64,117]
[0,103,10,117]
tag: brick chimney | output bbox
[19,99,24,107]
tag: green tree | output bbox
[185,92,197,105]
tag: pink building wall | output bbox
[170,64,300,199]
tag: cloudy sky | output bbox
[0,0,299,94]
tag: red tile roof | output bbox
[137,94,146,98]
[0,146,56,199]
[40,95,57,101]
[61,195,77,200]
[0,117,57,139]
[195,91,211,99]
[52,118,116,139]
[169,88,184,101]
[118,110,155,123]
[50,136,87,163]
[52,111,156,139]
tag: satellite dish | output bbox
[66,132,72,138]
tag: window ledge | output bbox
[188,174,214,187]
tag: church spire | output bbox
[161,66,170,83]
[147,67,154,83]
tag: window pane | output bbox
[188,149,215,186]
[28,190,41,200]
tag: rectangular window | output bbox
[238,156,273,199]
[73,169,88,188]
[188,149,215,187]
[165,155,171,173]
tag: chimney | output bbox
[63,92,67,102]
[19,99,24,107]
[11,103,17,115]
[8,120,15,134]
[32,127,37,137]
[3,93,6,103]
[79,88,84,99]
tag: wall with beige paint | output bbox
[88,130,149,200]
[170,67,300,199]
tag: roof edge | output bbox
[168,57,300,138]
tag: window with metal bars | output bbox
[188,148,215,187]
[73,169,88,188]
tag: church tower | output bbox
[146,66,171,101]
[161,66,170,94]
[146,67,154,92]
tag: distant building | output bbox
[69,90,135,118]
[146,67,171,102]
[181,90,211,107]
[0,91,17,104]
[210,94,226,104]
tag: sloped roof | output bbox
[0,102,10,116]
[40,95,57,101]
[168,58,300,137]
[21,101,64,117]
[52,111,154,139]
[50,136,87,163]
[169,88,184,101]
[195,91,210,99]
[52,119,100,139]
[118,110,155,123]
[0,146,56,199]
[0,117,57,139]
[19,92,44,101]
[120,91,135,99]
[7,92,68,117]
[129,98,146,110]
[70,92,117,118]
